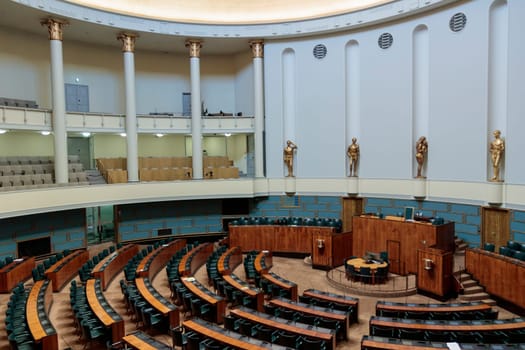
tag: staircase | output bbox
[458,272,496,305]
[455,237,468,255]
[85,169,107,185]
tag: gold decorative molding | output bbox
[185,40,203,58]
[117,33,139,52]
[41,18,69,41]
[249,40,264,58]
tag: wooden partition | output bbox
[92,244,139,290]
[136,239,187,279]
[0,256,34,293]
[46,250,89,292]
[178,242,214,277]
[254,251,273,274]
[352,216,455,275]
[416,247,454,298]
[229,225,336,254]
[27,280,58,350]
[311,231,353,269]
[217,246,242,275]
[465,248,525,310]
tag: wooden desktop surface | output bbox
[261,272,298,301]
[86,279,124,342]
[361,337,440,350]
[178,242,214,277]
[92,244,139,290]
[122,332,171,350]
[26,280,58,350]
[46,250,89,292]
[218,246,242,275]
[376,301,491,313]
[222,274,264,312]
[347,258,388,271]
[136,239,187,279]
[181,277,225,324]
[0,256,35,293]
[135,277,179,328]
[303,289,358,323]
[254,251,272,275]
[370,317,525,332]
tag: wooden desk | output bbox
[370,316,525,333]
[136,239,186,279]
[217,246,242,275]
[229,225,336,254]
[26,279,58,350]
[347,257,389,284]
[269,297,349,338]
[303,289,358,323]
[86,279,124,343]
[46,250,89,292]
[254,251,272,274]
[311,231,353,269]
[222,274,264,312]
[261,272,298,301]
[466,248,525,310]
[178,242,214,277]
[181,277,225,324]
[135,277,179,329]
[92,244,139,290]
[230,307,336,350]
[122,331,172,350]
[361,335,445,350]
[352,216,455,275]
[183,318,285,349]
[0,256,35,293]
[376,301,492,315]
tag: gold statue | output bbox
[283,140,297,177]
[347,137,360,177]
[415,136,428,178]
[490,130,505,182]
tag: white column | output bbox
[187,40,203,179]
[250,40,265,178]
[118,33,139,182]
[42,19,69,184]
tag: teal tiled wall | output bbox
[0,209,86,259]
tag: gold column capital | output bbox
[117,33,139,52]
[185,39,203,58]
[41,18,69,41]
[249,40,264,58]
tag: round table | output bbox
[346,257,389,284]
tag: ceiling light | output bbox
[224,133,232,137]
[155,133,165,138]
[120,133,127,137]
[41,131,51,136]
[82,132,91,137]
[0,129,7,134]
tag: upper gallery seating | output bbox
[0,97,38,108]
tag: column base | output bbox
[284,177,296,195]
[413,177,427,199]
[487,181,503,206]
[347,177,359,195]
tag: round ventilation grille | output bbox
[449,12,467,32]
[378,33,393,49]
[313,44,327,59]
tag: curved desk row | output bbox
[178,242,214,277]
[135,277,179,329]
[254,251,272,275]
[375,300,495,319]
[303,288,359,323]
[181,276,225,324]
[184,317,287,350]
[27,279,58,350]
[86,279,124,343]
[217,246,242,275]
[46,249,89,292]
[261,272,298,301]
[360,335,524,350]
[92,244,139,290]
[137,239,187,279]
[222,274,264,312]
[0,256,35,293]
[230,306,336,350]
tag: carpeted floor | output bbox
[0,243,517,350]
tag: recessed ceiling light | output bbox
[82,132,91,137]
[155,133,165,138]
[41,131,51,136]
[0,129,7,134]
[120,133,127,137]
[224,133,232,137]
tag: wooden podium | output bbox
[311,231,353,269]
[416,247,454,299]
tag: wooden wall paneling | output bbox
[481,207,510,252]
[341,197,363,232]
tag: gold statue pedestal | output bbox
[347,176,359,195]
[413,177,427,199]
[284,176,296,195]
[487,180,503,206]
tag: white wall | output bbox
[234,52,254,116]
[264,0,525,184]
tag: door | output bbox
[341,197,363,232]
[67,137,91,170]
[481,207,510,252]
[182,92,191,116]
[387,240,401,275]
[65,83,89,112]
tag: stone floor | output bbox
[0,244,517,350]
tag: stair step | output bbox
[463,285,484,294]
[460,292,490,301]
[459,273,471,280]
[481,299,497,306]
[461,279,478,288]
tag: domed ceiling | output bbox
[66,0,394,25]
